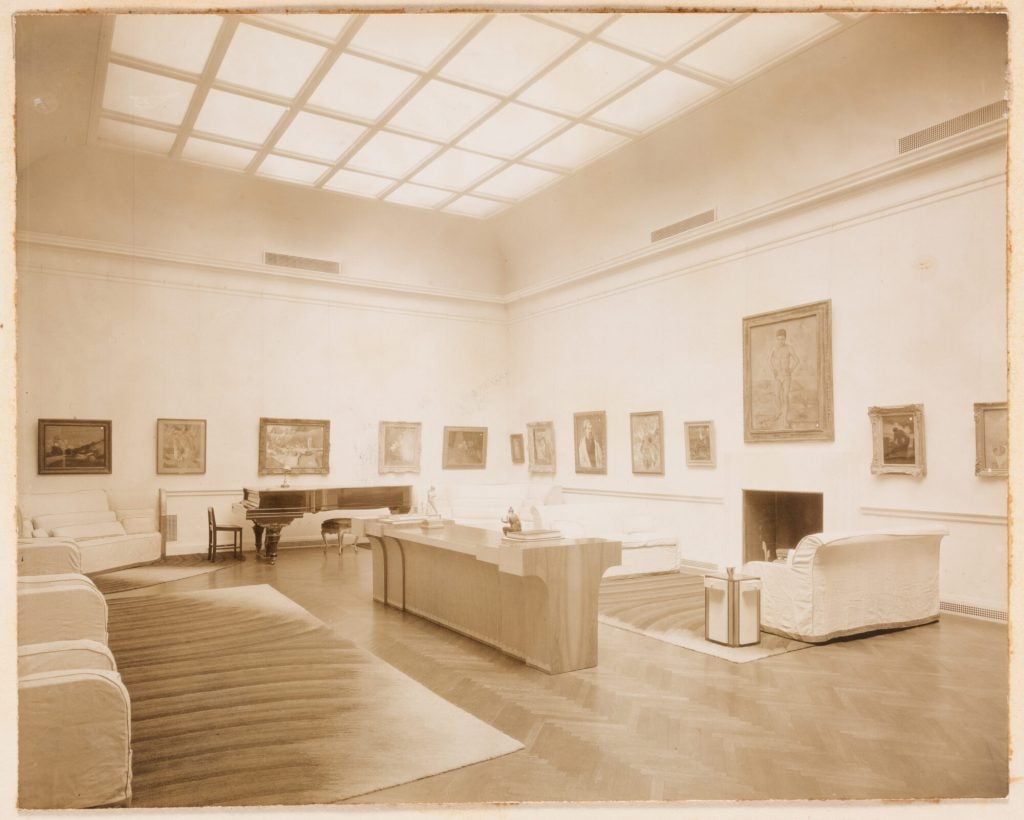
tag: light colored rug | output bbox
[106,584,523,807]
[90,553,234,594]
[599,572,813,663]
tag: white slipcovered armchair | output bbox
[741,527,947,643]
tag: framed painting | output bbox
[510,433,525,465]
[38,419,112,475]
[684,420,715,468]
[442,426,487,469]
[156,418,206,475]
[527,421,556,475]
[258,417,330,475]
[743,300,834,442]
[869,404,925,476]
[379,421,421,474]
[574,411,607,474]
[630,411,665,475]
[974,402,1008,477]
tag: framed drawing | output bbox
[630,411,665,475]
[743,300,834,442]
[38,419,112,475]
[510,433,525,465]
[684,420,715,468]
[974,402,1008,477]
[869,404,925,476]
[379,421,421,474]
[527,421,556,475]
[574,411,607,474]
[258,417,330,475]
[156,418,206,475]
[442,426,488,469]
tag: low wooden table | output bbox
[704,569,762,647]
[363,519,621,674]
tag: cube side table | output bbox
[704,568,762,647]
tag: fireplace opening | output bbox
[743,490,823,564]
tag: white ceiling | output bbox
[91,11,861,220]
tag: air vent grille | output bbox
[651,208,716,243]
[264,251,340,275]
[940,600,1006,622]
[898,100,1007,154]
[161,514,178,542]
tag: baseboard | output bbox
[940,598,1007,623]
[678,558,719,572]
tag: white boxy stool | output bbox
[704,568,761,647]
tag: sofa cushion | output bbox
[33,510,118,535]
[620,531,676,549]
[20,489,110,519]
[51,521,127,540]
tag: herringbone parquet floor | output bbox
[112,547,1008,804]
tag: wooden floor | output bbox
[116,546,1009,804]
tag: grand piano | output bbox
[235,485,412,563]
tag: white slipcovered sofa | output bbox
[433,483,562,531]
[530,502,678,578]
[741,527,948,643]
[18,489,161,573]
[17,556,133,809]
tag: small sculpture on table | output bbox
[501,507,522,536]
[420,485,445,529]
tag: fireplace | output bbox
[742,490,823,564]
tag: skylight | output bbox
[92,11,858,219]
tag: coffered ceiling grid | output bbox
[91,11,862,220]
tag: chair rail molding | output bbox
[563,487,724,505]
[860,505,1007,527]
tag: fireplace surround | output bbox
[742,490,823,564]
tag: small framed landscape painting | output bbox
[442,426,487,469]
[510,433,525,465]
[684,421,715,468]
[379,421,421,474]
[743,300,834,443]
[869,404,925,476]
[573,411,607,474]
[974,402,1008,477]
[38,419,112,475]
[527,421,556,475]
[258,417,330,475]
[630,411,665,475]
[156,418,206,475]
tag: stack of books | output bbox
[502,529,563,544]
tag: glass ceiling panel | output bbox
[474,164,561,199]
[102,64,196,125]
[257,154,331,184]
[275,111,366,162]
[458,103,568,158]
[538,13,610,33]
[350,13,479,70]
[217,22,327,99]
[592,71,715,132]
[411,148,504,190]
[679,13,838,81]
[308,53,419,121]
[386,183,452,208]
[347,131,439,177]
[525,123,628,170]
[388,80,498,142]
[259,13,351,40]
[111,14,222,75]
[443,195,507,219]
[323,168,394,197]
[518,42,652,116]
[182,137,257,170]
[194,89,287,143]
[96,117,177,154]
[598,13,734,59]
[440,14,579,95]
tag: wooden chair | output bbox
[321,518,355,556]
[207,507,242,562]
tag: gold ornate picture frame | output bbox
[379,421,421,474]
[442,426,487,469]
[630,411,664,475]
[974,402,1008,477]
[156,418,206,475]
[38,418,112,475]
[684,421,715,468]
[869,404,925,477]
[526,421,556,475]
[258,417,330,475]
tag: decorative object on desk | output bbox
[156,418,206,475]
[684,420,715,467]
[379,421,421,474]
[526,421,556,475]
[743,299,834,442]
[501,506,522,535]
[573,411,607,474]
[509,433,525,464]
[869,404,925,476]
[630,411,664,475]
[258,417,330,475]
[425,485,440,517]
[38,418,112,475]
[974,402,1008,477]
[442,426,487,469]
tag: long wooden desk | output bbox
[363,520,621,674]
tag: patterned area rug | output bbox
[89,554,236,594]
[106,584,523,806]
[599,572,812,663]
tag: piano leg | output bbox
[263,526,283,564]
[252,524,265,555]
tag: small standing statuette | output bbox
[501,506,522,535]
[726,566,735,580]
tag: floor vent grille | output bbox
[651,208,716,243]
[161,514,178,542]
[264,251,340,275]
[940,600,1006,622]
[898,100,1007,154]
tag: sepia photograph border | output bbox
[630,411,665,475]
[37,418,112,475]
[684,420,716,468]
[378,421,422,474]
[526,421,556,475]
[156,418,206,475]
[258,417,330,476]
[441,426,488,469]
[974,402,1008,478]
[869,404,926,477]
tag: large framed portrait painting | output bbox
[573,411,607,475]
[38,419,112,475]
[442,426,488,469]
[743,300,834,442]
[258,417,330,475]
